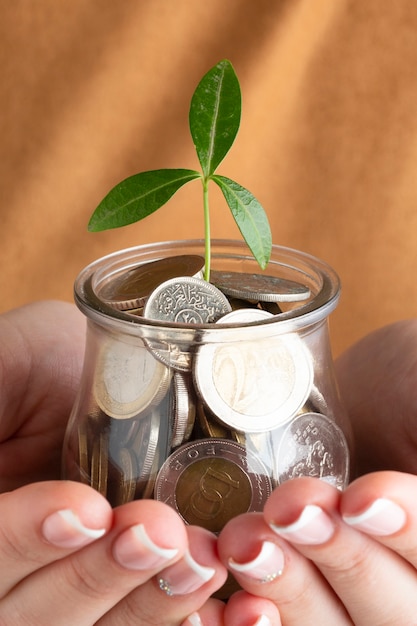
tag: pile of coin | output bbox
[73,254,349,531]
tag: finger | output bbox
[217,513,351,625]
[0,480,112,597]
[224,590,282,626]
[264,477,417,626]
[0,499,188,625]
[97,525,228,626]
[181,598,225,626]
[341,471,417,567]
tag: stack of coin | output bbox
[76,254,349,530]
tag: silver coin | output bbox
[210,270,310,303]
[143,276,232,324]
[98,255,205,311]
[131,408,161,478]
[194,313,313,433]
[275,412,350,489]
[216,308,272,324]
[94,337,171,419]
[170,372,196,448]
[154,438,272,533]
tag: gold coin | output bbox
[196,401,244,444]
[90,431,108,497]
[154,439,272,533]
[77,420,90,484]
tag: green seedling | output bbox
[88,59,272,281]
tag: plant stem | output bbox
[202,176,211,281]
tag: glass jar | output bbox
[62,239,351,531]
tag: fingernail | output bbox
[269,504,335,545]
[113,523,179,570]
[253,617,272,626]
[228,540,284,583]
[343,498,407,536]
[42,509,106,548]
[158,549,216,596]
[181,612,202,626]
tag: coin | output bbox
[94,337,171,419]
[108,446,138,506]
[275,412,350,489]
[196,400,245,444]
[210,270,310,303]
[90,431,109,497]
[194,311,313,433]
[98,255,205,310]
[77,420,90,484]
[154,439,272,533]
[170,372,196,448]
[143,276,232,324]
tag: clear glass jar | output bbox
[62,239,351,531]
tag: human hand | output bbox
[335,318,417,476]
[0,480,230,624]
[0,302,231,625]
[0,300,87,490]
[217,471,417,625]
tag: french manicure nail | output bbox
[42,509,106,548]
[253,616,272,626]
[269,504,335,545]
[158,549,216,596]
[343,498,406,536]
[228,540,284,583]
[113,523,179,570]
[181,612,203,626]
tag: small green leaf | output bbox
[189,60,241,178]
[88,169,200,231]
[212,175,272,269]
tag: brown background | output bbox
[1,0,417,355]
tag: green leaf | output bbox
[189,60,241,178]
[212,175,272,269]
[88,169,200,231]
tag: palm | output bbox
[0,301,85,491]
[335,319,417,476]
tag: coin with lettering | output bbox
[210,270,310,303]
[154,439,272,533]
[275,412,349,489]
[94,337,171,419]
[98,255,205,311]
[194,310,313,433]
[143,276,232,324]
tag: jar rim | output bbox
[75,239,340,341]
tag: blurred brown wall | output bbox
[1,0,417,355]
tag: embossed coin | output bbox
[194,311,313,433]
[143,276,232,324]
[210,270,310,303]
[99,255,205,310]
[275,412,349,489]
[154,439,272,533]
[94,338,171,419]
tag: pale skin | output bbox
[1,301,416,625]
